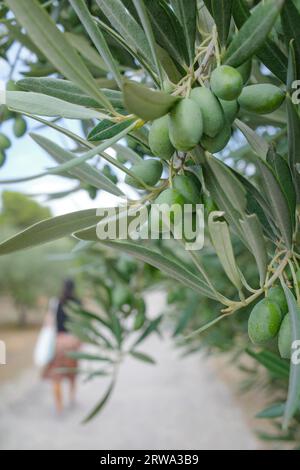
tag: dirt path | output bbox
[0,292,258,450]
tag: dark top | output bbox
[56,297,79,333]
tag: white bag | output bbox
[33,325,56,368]
[33,299,57,368]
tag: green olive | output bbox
[248,299,282,345]
[0,150,6,168]
[278,313,292,359]
[168,98,203,151]
[173,174,202,205]
[238,84,286,114]
[125,159,163,189]
[13,117,27,138]
[0,133,11,150]
[267,286,288,318]
[151,188,185,233]
[210,65,243,101]
[237,61,252,84]
[190,87,224,137]
[219,99,239,124]
[149,115,175,160]
[201,122,232,153]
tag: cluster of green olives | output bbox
[124,64,285,226]
[248,280,300,359]
[148,64,285,157]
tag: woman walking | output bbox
[43,279,81,414]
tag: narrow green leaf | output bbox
[208,211,243,291]
[132,0,164,84]
[123,80,179,121]
[281,0,300,80]
[257,158,293,249]
[0,209,104,255]
[203,161,251,249]
[64,32,108,73]
[205,153,247,215]
[286,100,300,201]
[207,0,232,47]
[95,0,155,70]
[5,91,107,120]
[281,286,300,430]
[17,77,124,109]
[112,143,142,164]
[88,118,135,142]
[266,148,296,228]
[246,349,290,379]
[133,315,163,347]
[256,403,286,419]
[72,237,220,300]
[232,0,287,82]
[130,350,156,364]
[240,214,267,287]
[235,119,270,159]
[69,0,123,88]
[30,133,123,196]
[224,0,284,68]
[5,0,113,110]
[82,378,115,423]
[143,0,188,66]
[170,0,196,65]
[173,294,198,337]
[31,121,137,176]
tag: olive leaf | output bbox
[256,159,293,249]
[123,80,179,121]
[5,0,113,111]
[280,285,300,430]
[88,118,136,142]
[224,0,284,68]
[286,44,300,203]
[5,91,108,120]
[246,349,290,380]
[170,0,197,65]
[204,0,232,48]
[235,119,269,159]
[130,350,156,364]
[72,236,219,300]
[82,378,115,424]
[143,0,188,67]
[232,0,287,82]
[0,209,105,255]
[240,214,267,287]
[30,133,124,196]
[281,0,300,81]
[69,0,123,89]
[202,162,251,249]
[17,77,124,109]
[256,403,286,419]
[95,0,155,71]
[64,32,108,74]
[267,148,296,229]
[132,0,164,85]
[208,211,243,292]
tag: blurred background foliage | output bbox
[0,0,299,447]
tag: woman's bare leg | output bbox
[69,376,76,405]
[53,381,63,413]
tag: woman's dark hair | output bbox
[60,279,75,303]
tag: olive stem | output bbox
[221,252,292,314]
[186,249,233,306]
